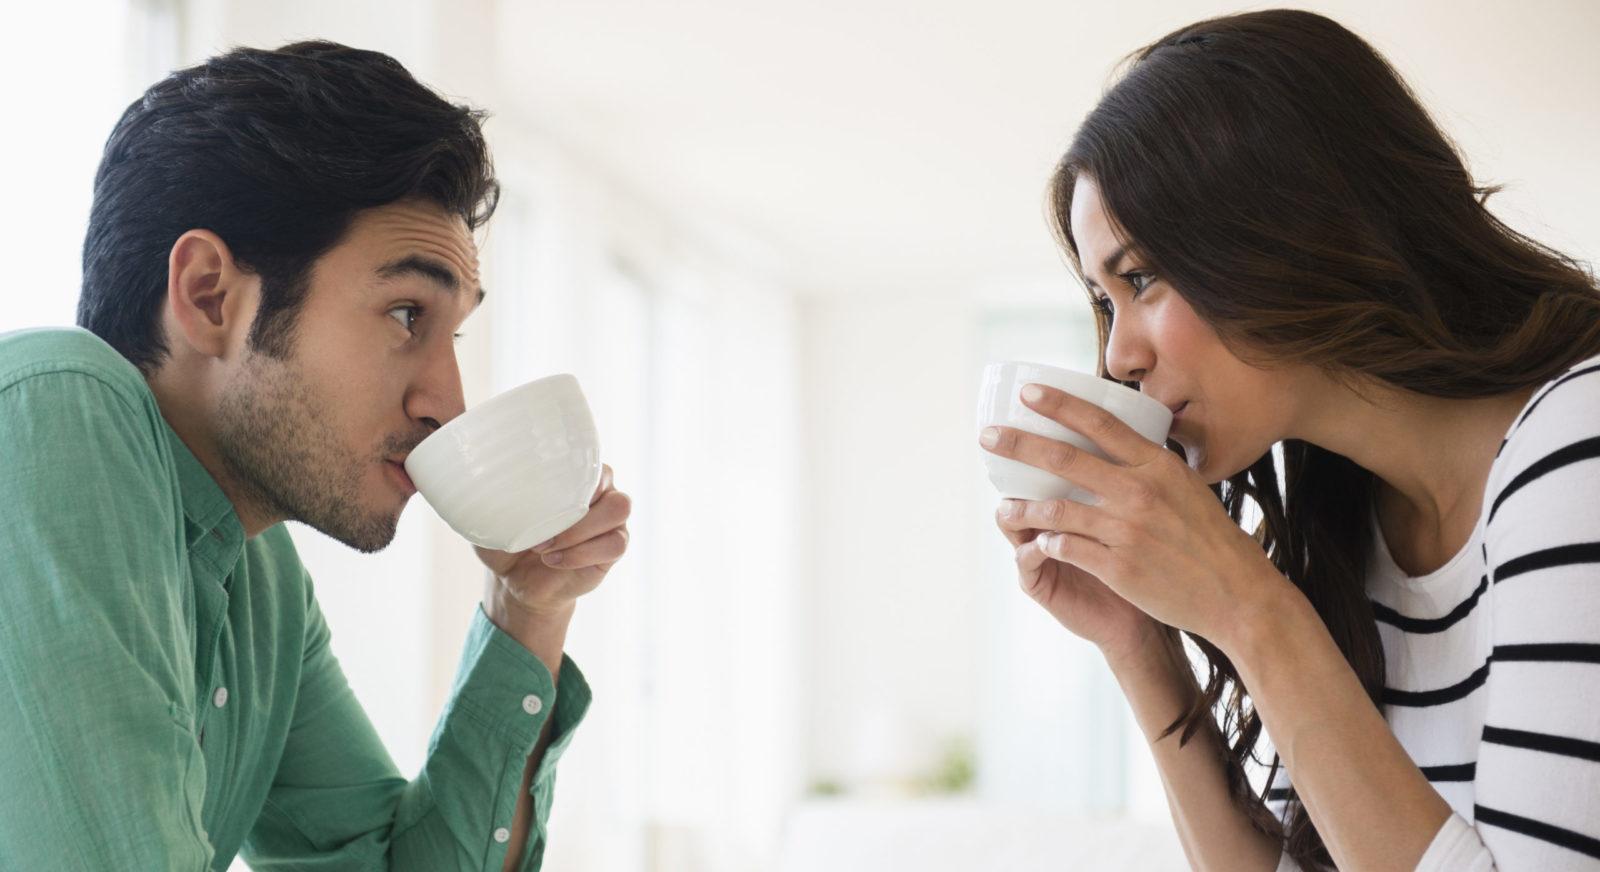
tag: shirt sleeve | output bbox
[1414,369,1600,871]
[241,586,592,872]
[0,370,215,870]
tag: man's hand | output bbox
[476,465,628,871]
[476,464,631,641]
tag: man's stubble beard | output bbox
[214,352,400,553]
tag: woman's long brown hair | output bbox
[1048,9,1600,869]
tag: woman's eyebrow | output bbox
[1100,244,1129,275]
[1083,244,1132,292]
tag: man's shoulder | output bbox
[0,327,171,486]
[0,326,151,408]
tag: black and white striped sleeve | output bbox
[1417,365,1600,871]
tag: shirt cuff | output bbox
[1415,813,1494,872]
[445,604,593,754]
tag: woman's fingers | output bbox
[534,488,632,554]
[995,510,1033,546]
[980,426,1121,498]
[1015,383,1168,467]
[1015,537,1050,573]
[1035,529,1114,579]
[1013,538,1048,599]
[994,497,1118,544]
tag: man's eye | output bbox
[387,305,422,333]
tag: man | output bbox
[0,41,630,870]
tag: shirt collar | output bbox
[160,414,246,584]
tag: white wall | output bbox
[799,281,1173,818]
[3,0,168,333]
[801,294,983,787]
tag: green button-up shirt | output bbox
[0,326,590,871]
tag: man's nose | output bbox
[408,348,466,431]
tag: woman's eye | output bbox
[1122,270,1156,294]
[1091,271,1157,318]
[387,305,421,333]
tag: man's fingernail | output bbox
[980,427,1000,448]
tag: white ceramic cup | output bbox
[404,374,602,553]
[977,361,1172,503]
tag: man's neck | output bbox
[146,372,280,539]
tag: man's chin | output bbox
[299,507,402,554]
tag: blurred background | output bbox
[3,1,1596,870]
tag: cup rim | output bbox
[408,373,588,464]
[986,359,1164,414]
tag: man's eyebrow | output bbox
[376,255,487,306]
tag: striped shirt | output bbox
[1270,352,1600,871]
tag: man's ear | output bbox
[165,229,258,360]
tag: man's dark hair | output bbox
[78,40,500,375]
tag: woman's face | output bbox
[1068,173,1305,484]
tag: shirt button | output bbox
[521,695,543,716]
[213,687,229,708]
[493,827,510,844]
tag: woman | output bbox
[979,9,1600,872]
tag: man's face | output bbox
[215,200,484,552]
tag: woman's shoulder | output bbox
[1495,351,1600,465]
[1483,351,1600,543]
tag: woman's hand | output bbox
[981,383,1288,646]
[996,502,1164,663]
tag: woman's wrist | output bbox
[1212,565,1309,673]
[1103,623,1192,689]
[1103,622,1211,751]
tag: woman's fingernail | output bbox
[532,538,556,553]
[1038,533,1055,550]
[1000,499,1020,517]
[980,427,1000,448]
[1021,384,1044,403]
[543,550,564,565]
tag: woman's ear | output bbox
[164,229,258,361]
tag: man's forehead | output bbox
[352,201,482,286]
